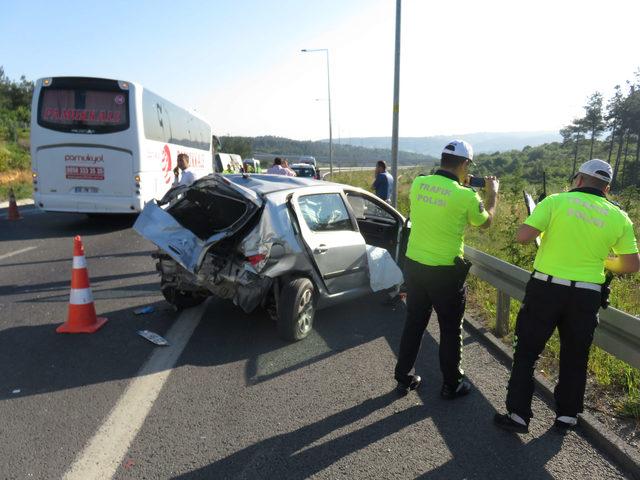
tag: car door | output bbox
[290,188,368,294]
[344,189,407,261]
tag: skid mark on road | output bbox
[63,300,209,480]
[0,246,38,262]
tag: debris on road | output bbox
[137,330,169,346]
[134,306,155,315]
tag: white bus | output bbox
[30,76,214,213]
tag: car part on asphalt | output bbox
[137,330,170,346]
[133,306,155,315]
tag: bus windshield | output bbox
[38,81,129,134]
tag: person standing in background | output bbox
[172,153,196,187]
[266,157,288,175]
[282,159,297,177]
[373,160,394,202]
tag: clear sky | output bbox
[1,0,639,140]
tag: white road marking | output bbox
[0,246,37,262]
[63,300,209,480]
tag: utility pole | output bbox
[301,48,333,177]
[390,0,401,207]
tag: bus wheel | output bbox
[162,287,207,310]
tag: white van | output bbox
[215,153,243,173]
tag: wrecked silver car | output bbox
[134,174,408,341]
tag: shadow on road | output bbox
[0,288,603,478]
[0,211,136,242]
[172,390,429,480]
[0,296,176,402]
[0,250,155,269]
[0,271,157,298]
[169,295,566,479]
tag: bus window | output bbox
[142,90,210,151]
[38,85,129,134]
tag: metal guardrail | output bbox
[464,245,640,370]
[322,164,422,180]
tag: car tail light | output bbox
[246,254,266,266]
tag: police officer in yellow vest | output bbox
[494,159,640,433]
[394,140,499,398]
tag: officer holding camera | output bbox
[394,140,499,398]
[494,159,640,433]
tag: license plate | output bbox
[74,187,99,193]
[66,166,104,180]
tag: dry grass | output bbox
[0,169,31,185]
[0,169,32,200]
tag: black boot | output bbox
[395,374,422,396]
[493,413,529,433]
[440,378,471,400]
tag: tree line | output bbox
[560,70,640,189]
[0,66,34,143]
[219,135,435,166]
[0,67,33,172]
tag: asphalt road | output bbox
[0,205,629,479]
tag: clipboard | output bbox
[523,191,541,248]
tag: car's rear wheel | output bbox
[278,277,315,341]
[162,286,208,310]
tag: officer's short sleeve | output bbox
[524,195,553,232]
[466,190,489,227]
[612,215,639,255]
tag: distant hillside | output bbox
[221,135,437,167]
[329,131,562,157]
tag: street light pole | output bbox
[390,0,401,207]
[301,48,333,177]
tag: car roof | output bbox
[226,174,330,195]
[291,163,315,168]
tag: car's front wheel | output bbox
[278,277,315,341]
[162,286,208,310]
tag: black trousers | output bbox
[506,278,600,420]
[395,258,467,386]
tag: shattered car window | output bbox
[346,193,395,221]
[298,193,353,232]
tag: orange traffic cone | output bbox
[56,236,108,333]
[7,188,22,220]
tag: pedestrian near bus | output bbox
[172,153,196,187]
[372,160,394,202]
[494,159,640,433]
[394,140,499,398]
